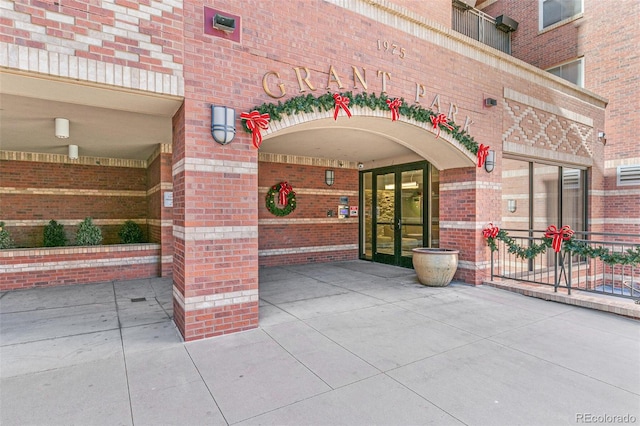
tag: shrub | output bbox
[118,220,144,244]
[43,219,67,247]
[75,217,103,246]
[0,222,15,249]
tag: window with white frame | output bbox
[547,58,584,87]
[540,0,583,29]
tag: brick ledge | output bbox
[484,279,640,320]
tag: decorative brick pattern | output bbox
[503,98,593,162]
[0,0,184,94]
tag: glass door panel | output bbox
[400,169,423,262]
[375,172,395,264]
[430,168,440,248]
[362,172,373,260]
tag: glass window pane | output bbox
[562,167,584,231]
[502,158,530,233]
[542,0,582,28]
[533,163,559,230]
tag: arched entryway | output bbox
[258,110,477,269]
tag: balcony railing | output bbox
[452,5,512,54]
[489,229,640,300]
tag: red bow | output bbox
[386,98,402,121]
[477,144,490,168]
[430,113,453,139]
[240,111,270,149]
[482,223,500,239]
[333,94,352,120]
[544,225,574,253]
[278,182,293,205]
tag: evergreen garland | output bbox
[485,229,640,266]
[243,92,480,155]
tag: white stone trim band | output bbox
[173,287,259,312]
[259,244,357,256]
[172,157,257,177]
[173,225,258,241]
[0,255,159,274]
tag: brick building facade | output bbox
[0,0,610,341]
[480,0,640,235]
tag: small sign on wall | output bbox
[164,191,173,208]
[349,206,359,217]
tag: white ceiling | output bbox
[0,72,476,168]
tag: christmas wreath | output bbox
[266,182,296,216]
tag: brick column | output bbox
[171,101,259,341]
[439,167,492,285]
[147,144,174,277]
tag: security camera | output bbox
[357,162,364,169]
[213,14,236,33]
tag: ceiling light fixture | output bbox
[55,118,69,138]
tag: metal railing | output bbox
[452,5,511,54]
[490,229,640,300]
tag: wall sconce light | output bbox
[213,14,236,33]
[210,105,236,145]
[484,149,495,173]
[325,169,335,186]
[68,144,78,159]
[55,118,69,138]
[508,199,517,213]
[484,98,497,107]
[598,131,607,145]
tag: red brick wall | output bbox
[483,0,639,235]
[482,1,581,69]
[0,244,161,290]
[258,161,358,267]
[0,159,148,247]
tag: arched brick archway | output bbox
[259,108,478,171]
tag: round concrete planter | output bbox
[411,248,459,287]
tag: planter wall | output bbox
[0,243,162,291]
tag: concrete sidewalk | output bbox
[1,261,639,425]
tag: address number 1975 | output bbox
[377,39,406,59]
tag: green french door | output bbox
[361,162,437,268]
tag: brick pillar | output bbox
[159,146,174,277]
[147,144,174,277]
[439,167,489,285]
[171,101,259,341]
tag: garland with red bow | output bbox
[240,110,271,149]
[386,98,402,121]
[430,113,453,139]
[266,182,296,216]
[243,92,485,157]
[477,144,490,168]
[482,224,640,265]
[333,93,352,120]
